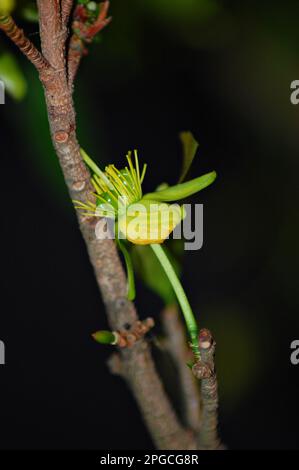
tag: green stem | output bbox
[150,243,200,361]
[117,238,136,301]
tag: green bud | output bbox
[92,330,118,345]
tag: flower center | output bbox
[91,150,147,218]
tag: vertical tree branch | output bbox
[67,1,111,90]
[161,305,201,432]
[37,1,64,70]
[192,329,222,450]
[68,34,85,88]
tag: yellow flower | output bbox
[74,148,216,246]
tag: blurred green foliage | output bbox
[0,51,27,99]
[20,1,38,22]
[143,0,220,22]
[0,0,15,15]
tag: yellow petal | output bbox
[118,200,186,245]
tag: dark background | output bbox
[0,0,299,449]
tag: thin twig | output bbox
[68,34,85,88]
[0,15,49,73]
[192,329,222,449]
[61,0,74,25]
[67,1,111,89]
[161,305,201,432]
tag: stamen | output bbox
[93,174,109,193]
[134,149,141,189]
[126,153,140,198]
[106,165,132,201]
[123,166,139,200]
[91,177,102,195]
[140,163,147,184]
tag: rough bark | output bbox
[192,329,222,450]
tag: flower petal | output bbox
[118,200,186,245]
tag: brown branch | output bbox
[192,329,222,450]
[67,34,85,89]
[0,15,49,73]
[113,318,155,348]
[37,1,65,71]
[109,343,196,450]
[31,0,196,450]
[61,0,74,25]
[67,1,111,90]
[161,305,201,432]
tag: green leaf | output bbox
[143,171,217,202]
[178,131,199,183]
[155,182,169,192]
[21,3,39,23]
[131,244,181,305]
[0,52,27,100]
[117,239,136,301]
[80,147,102,176]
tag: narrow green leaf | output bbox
[178,131,199,183]
[0,52,27,100]
[80,148,102,176]
[143,171,217,202]
[117,239,136,301]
